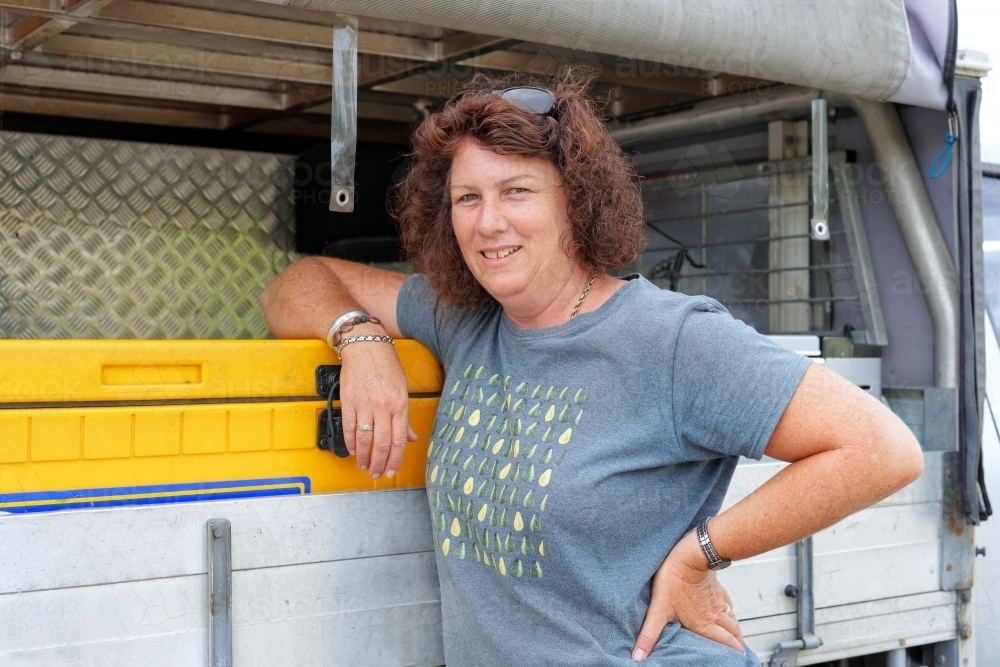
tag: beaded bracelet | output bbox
[326,311,384,349]
[334,333,394,358]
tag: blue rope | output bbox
[928,131,957,179]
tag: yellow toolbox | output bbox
[0,339,441,513]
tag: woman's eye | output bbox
[509,188,528,195]
[458,193,479,202]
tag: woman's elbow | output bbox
[884,418,924,492]
[260,257,319,316]
[259,279,275,313]
[901,434,925,486]
[259,274,283,326]
[850,407,925,501]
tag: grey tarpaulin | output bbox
[257,0,926,105]
[890,0,951,108]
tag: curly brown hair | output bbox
[392,69,645,309]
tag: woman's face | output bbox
[450,138,580,309]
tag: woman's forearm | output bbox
[260,257,414,478]
[260,257,360,340]
[707,366,925,564]
[709,443,918,563]
[261,257,407,340]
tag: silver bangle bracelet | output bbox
[326,309,367,349]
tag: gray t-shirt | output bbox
[397,274,811,667]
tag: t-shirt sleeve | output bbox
[671,298,812,461]
[396,273,447,361]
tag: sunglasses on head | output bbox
[492,86,558,118]
[450,86,558,118]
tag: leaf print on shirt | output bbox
[426,364,587,579]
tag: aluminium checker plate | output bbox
[0,131,299,340]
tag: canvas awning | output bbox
[262,0,954,109]
[0,0,958,139]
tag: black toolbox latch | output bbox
[318,408,349,457]
[316,365,348,457]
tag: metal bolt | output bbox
[213,526,223,539]
[320,438,329,449]
[784,584,799,598]
[976,546,986,557]
[960,624,972,639]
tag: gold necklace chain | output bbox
[569,271,598,320]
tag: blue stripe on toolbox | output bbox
[0,477,311,514]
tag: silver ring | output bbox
[724,603,731,615]
[356,424,374,432]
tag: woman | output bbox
[260,73,924,666]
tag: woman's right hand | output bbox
[633,528,744,661]
[337,330,417,479]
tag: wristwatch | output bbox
[696,518,732,570]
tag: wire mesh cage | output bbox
[639,152,886,344]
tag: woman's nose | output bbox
[475,195,508,235]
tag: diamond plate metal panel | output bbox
[0,131,299,339]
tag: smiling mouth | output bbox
[482,246,522,260]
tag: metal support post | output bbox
[810,98,830,241]
[768,120,810,333]
[847,97,959,388]
[886,648,907,667]
[208,518,233,667]
[956,587,976,667]
[831,161,889,346]
[770,537,822,667]
[932,639,959,666]
[795,536,820,646]
[329,15,358,213]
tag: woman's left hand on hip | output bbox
[631,530,744,661]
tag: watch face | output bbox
[711,559,732,571]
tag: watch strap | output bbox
[696,518,732,570]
